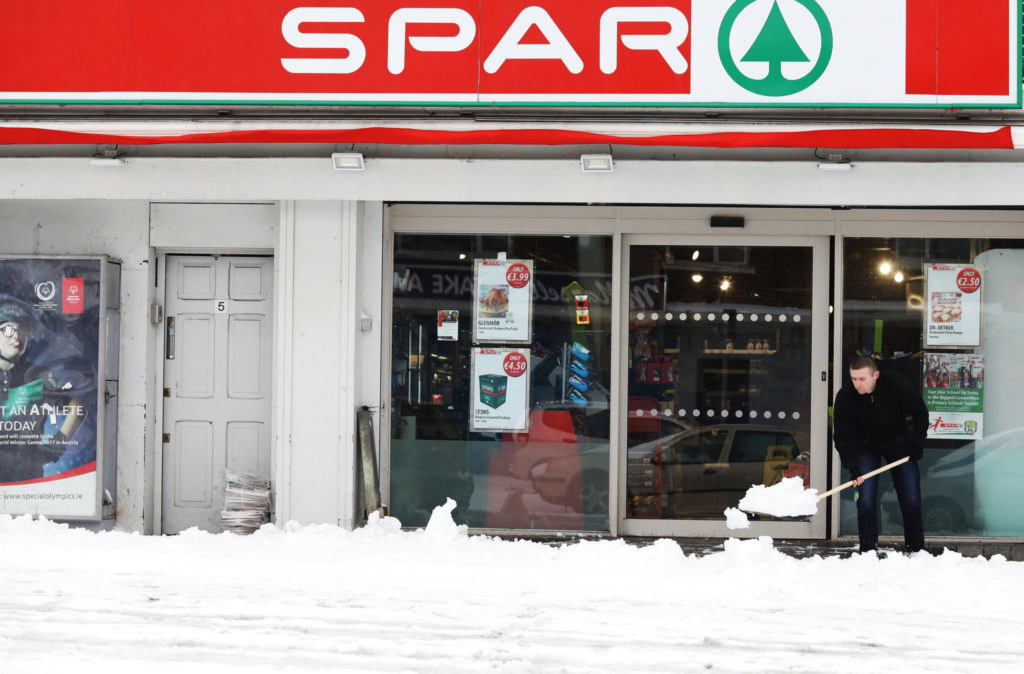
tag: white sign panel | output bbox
[689,0,1019,108]
[437,310,459,341]
[473,258,533,344]
[925,265,983,347]
[471,347,531,432]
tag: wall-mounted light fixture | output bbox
[90,145,126,166]
[580,154,613,173]
[816,151,852,171]
[331,152,365,171]
[817,162,853,172]
[89,157,126,167]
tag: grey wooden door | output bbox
[162,255,273,534]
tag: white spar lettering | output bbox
[483,6,583,74]
[388,8,476,74]
[600,7,688,74]
[281,6,690,76]
[281,8,367,74]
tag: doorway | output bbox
[619,236,830,538]
[161,255,274,534]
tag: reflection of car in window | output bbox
[529,424,806,518]
[881,444,979,535]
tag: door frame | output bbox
[156,253,275,534]
[616,230,831,540]
[148,202,279,534]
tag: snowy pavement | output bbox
[2,501,1023,673]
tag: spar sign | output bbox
[0,0,1019,107]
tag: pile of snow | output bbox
[735,476,820,520]
[724,506,752,529]
[3,501,1024,673]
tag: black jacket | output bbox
[833,369,929,472]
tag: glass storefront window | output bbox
[389,233,612,530]
[841,237,1024,538]
[626,244,814,520]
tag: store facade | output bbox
[1,1,1023,545]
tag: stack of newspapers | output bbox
[220,471,272,534]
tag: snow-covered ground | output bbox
[3,500,1023,674]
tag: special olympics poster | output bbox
[0,258,104,518]
[924,352,984,440]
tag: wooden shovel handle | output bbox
[817,455,911,501]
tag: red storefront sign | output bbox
[0,1,1018,107]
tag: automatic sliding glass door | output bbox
[621,238,828,538]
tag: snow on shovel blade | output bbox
[735,476,819,522]
[728,456,912,525]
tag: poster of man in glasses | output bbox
[0,258,101,514]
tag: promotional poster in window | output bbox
[0,258,102,518]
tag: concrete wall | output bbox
[9,156,1024,207]
[276,200,383,528]
[0,200,151,530]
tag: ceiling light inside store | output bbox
[692,274,703,283]
[720,279,731,291]
[692,251,700,261]
[331,152,365,171]
[880,262,892,275]
[580,154,614,172]
[894,271,905,282]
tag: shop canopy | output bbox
[0,123,1015,150]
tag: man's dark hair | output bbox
[849,355,878,372]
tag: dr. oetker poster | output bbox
[925,264,983,348]
[0,258,101,518]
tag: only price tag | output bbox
[956,267,982,293]
[503,351,528,377]
[505,262,531,289]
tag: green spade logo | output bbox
[719,0,833,97]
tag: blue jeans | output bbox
[854,434,924,553]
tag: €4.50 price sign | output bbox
[471,347,531,432]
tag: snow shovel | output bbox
[740,456,911,521]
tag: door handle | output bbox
[703,468,717,475]
[166,316,175,360]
